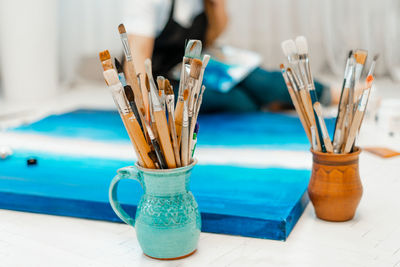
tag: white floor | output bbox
[0,81,400,266]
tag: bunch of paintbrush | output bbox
[98,24,209,169]
[280,36,378,154]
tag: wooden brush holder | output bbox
[308,147,363,222]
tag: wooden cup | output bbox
[308,147,363,222]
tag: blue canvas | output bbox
[0,109,320,240]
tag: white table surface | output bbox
[1,82,400,267]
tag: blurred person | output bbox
[123,0,334,113]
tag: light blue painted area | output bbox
[10,109,336,150]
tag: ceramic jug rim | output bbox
[310,147,361,157]
[134,159,198,173]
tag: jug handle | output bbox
[108,167,142,226]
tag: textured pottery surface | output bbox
[109,160,201,259]
[308,148,363,222]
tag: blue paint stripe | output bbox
[10,109,335,149]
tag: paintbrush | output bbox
[145,59,176,168]
[189,55,210,157]
[287,68,321,150]
[118,24,147,128]
[192,85,206,140]
[157,76,166,112]
[143,119,167,169]
[187,59,202,160]
[175,40,202,140]
[333,51,353,151]
[343,65,357,144]
[181,89,190,166]
[164,81,181,167]
[99,50,114,71]
[353,50,368,106]
[280,64,312,144]
[333,57,356,152]
[124,85,144,133]
[281,41,321,148]
[313,102,334,153]
[115,58,127,86]
[295,36,327,152]
[100,52,154,168]
[354,49,368,83]
[145,74,158,141]
[343,75,374,153]
[367,54,379,77]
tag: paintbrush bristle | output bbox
[145,74,150,92]
[190,59,202,79]
[295,36,308,55]
[183,89,189,101]
[281,40,297,57]
[124,85,134,102]
[184,40,202,59]
[164,80,174,95]
[366,75,374,83]
[114,58,123,73]
[279,63,285,70]
[373,54,379,61]
[99,50,110,62]
[157,76,165,90]
[118,24,126,34]
[355,50,368,65]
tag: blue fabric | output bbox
[201,67,327,112]
[0,149,310,240]
[11,109,335,150]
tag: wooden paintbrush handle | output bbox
[168,110,182,167]
[181,125,189,166]
[121,113,155,168]
[343,111,363,153]
[175,100,184,146]
[124,62,148,129]
[154,111,176,168]
[333,87,349,150]
[300,90,321,150]
[287,85,312,143]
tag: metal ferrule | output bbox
[288,68,303,91]
[344,65,354,88]
[149,83,162,111]
[286,70,299,93]
[182,102,188,127]
[120,33,132,61]
[305,58,314,90]
[354,64,363,82]
[110,84,132,115]
[358,90,369,112]
[166,95,175,116]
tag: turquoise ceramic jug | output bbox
[109,160,201,260]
